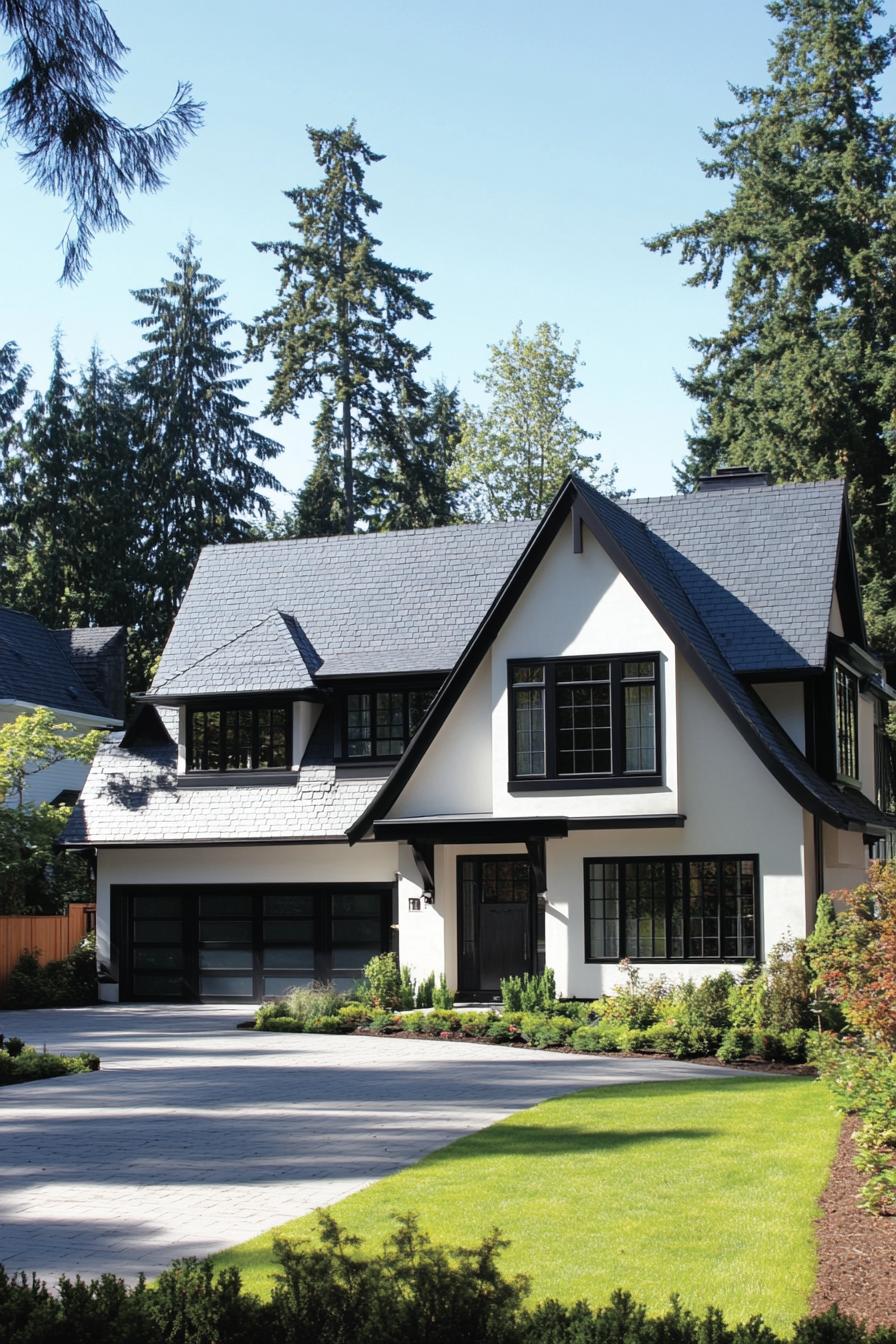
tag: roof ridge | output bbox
[151,610,285,692]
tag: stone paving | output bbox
[0,1004,745,1285]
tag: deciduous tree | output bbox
[452,322,616,521]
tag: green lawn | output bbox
[215,1076,839,1333]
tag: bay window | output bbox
[510,655,660,786]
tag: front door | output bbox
[458,857,535,994]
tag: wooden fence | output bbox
[0,904,95,989]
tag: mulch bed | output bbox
[811,1116,896,1328]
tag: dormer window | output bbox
[343,687,437,761]
[187,703,290,772]
[834,662,859,784]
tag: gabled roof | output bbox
[52,626,127,720]
[0,608,120,721]
[149,611,321,699]
[150,521,538,694]
[624,480,848,673]
[348,475,893,842]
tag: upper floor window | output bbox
[874,699,896,814]
[187,704,290,772]
[834,662,859,783]
[344,687,437,760]
[509,655,660,786]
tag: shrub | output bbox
[399,963,416,1010]
[362,953,403,1011]
[422,1009,461,1035]
[286,983,346,1025]
[368,1011,402,1033]
[601,961,671,1028]
[397,1011,428,1033]
[0,1044,100,1085]
[569,1022,626,1053]
[813,1034,896,1214]
[415,972,435,1009]
[257,1016,305,1033]
[500,968,556,1014]
[431,974,455,1010]
[717,1027,754,1063]
[2,1035,24,1057]
[486,1018,522,1044]
[2,935,97,1009]
[337,1002,372,1028]
[458,1011,495,1038]
[812,864,896,1047]
[255,1001,293,1027]
[311,1015,354,1035]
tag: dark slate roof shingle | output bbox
[152,611,320,696]
[151,520,538,692]
[624,480,844,672]
[0,609,118,720]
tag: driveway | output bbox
[1,1005,745,1286]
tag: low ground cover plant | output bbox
[1,934,98,1009]
[0,1032,99,1085]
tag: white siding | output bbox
[755,683,805,752]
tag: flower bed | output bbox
[253,952,817,1067]
[0,1031,100,1084]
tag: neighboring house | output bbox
[0,611,125,805]
[62,469,896,1004]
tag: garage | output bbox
[111,884,395,1001]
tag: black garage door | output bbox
[113,884,394,1002]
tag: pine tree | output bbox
[362,381,461,530]
[1,0,202,282]
[15,336,78,625]
[452,323,617,521]
[270,400,345,539]
[246,121,433,532]
[129,234,282,671]
[68,346,139,629]
[646,0,896,652]
[0,342,30,609]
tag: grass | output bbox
[214,1076,839,1333]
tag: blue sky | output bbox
[3,1,888,503]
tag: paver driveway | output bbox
[1,1004,745,1285]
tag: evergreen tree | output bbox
[1,0,202,282]
[270,400,345,539]
[15,336,78,625]
[647,0,896,652]
[246,121,433,532]
[129,234,282,671]
[69,346,139,629]
[452,322,617,521]
[0,342,29,439]
[362,381,461,530]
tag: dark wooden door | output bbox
[479,901,529,990]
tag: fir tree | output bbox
[0,342,29,439]
[246,121,433,532]
[69,346,139,630]
[15,335,78,625]
[647,0,896,652]
[452,323,617,521]
[270,400,345,539]
[362,381,461,530]
[1,0,202,282]
[129,234,282,670]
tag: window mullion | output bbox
[611,660,622,777]
[545,663,556,779]
[664,860,672,962]
[618,861,627,958]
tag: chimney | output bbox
[696,466,772,492]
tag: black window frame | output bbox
[833,661,860,785]
[583,854,760,963]
[185,700,293,774]
[338,685,439,763]
[508,654,662,790]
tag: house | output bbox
[61,470,896,1003]
[0,611,125,806]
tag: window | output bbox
[510,656,660,785]
[585,856,757,961]
[188,704,290,772]
[834,663,859,782]
[875,699,896,815]
[343,686,437,760]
